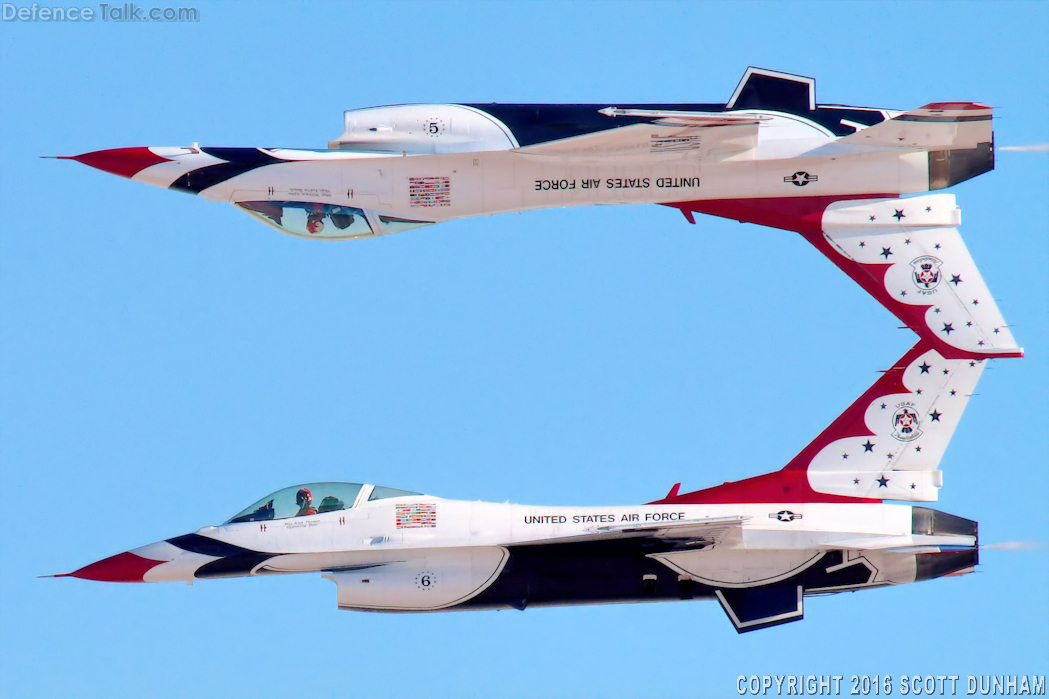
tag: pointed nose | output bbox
[58,551,165,583]
[57,147,171,179]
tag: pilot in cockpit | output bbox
[305,213,325,234]
[328,208,355,230]
[295,488,317,516]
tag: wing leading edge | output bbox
[511,516,748,547]
[514,119,759,161]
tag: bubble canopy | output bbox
[235,201,433,240]
[226,482,421,524]
[237,201,373,240]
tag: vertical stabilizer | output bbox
[672,193,1022,360]
[655,341,986,505]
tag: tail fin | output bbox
[654,340,986,505]
[673,193,1022,360]
[839,102,992,150]
[820,193,1021,358]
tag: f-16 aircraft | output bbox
[58,340,988,632]
[57,67,1020,360]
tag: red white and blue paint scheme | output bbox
[59,339,995,632]
[54,67,1021,632]
[57,66,1019,361]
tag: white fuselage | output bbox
[136,496,936,583]
[137,112,929,240]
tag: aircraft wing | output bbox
[515,116,759,160]
[837,102,992,150]
[513,516,747,547]
[818,534,976,553]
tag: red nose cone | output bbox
[59,147,171,179]
[59,551,164,583]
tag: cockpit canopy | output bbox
[235,201,433,241]
[226,482,421,524]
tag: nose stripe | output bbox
[167,147,283,195]
[62,551,165,583]
[60,147,171,179]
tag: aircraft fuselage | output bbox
[75,494,975,632]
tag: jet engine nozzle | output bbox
[57,147,171,179]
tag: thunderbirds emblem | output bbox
[891,404,923,441]
[911,255,943,293]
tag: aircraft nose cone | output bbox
[58,147,170,179]
[59,551,165,583]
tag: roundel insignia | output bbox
[910,255,943,294]
[891,404,923,442]
[770,510,802,522]
[784,171,818,187]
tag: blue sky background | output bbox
[1,1,1046,697]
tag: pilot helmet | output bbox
[296,488,312,506]
[305,213,325,234]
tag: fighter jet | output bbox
[57,67,1020,361]
[57,339,989,633]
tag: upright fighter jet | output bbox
[58,339,992,633]
[57,66,1020,361]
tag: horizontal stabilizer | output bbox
[819,534,976,551]
[715,583,804,633]
[838,102,992,150]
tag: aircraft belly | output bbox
[455,542,895,612]
[205,147,927,226]
[458,539,706,610]
[440,151,919,218]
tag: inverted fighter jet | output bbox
[57,67,1020,361]
[57,340,989,633]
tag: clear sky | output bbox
[1,2,1046,697]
